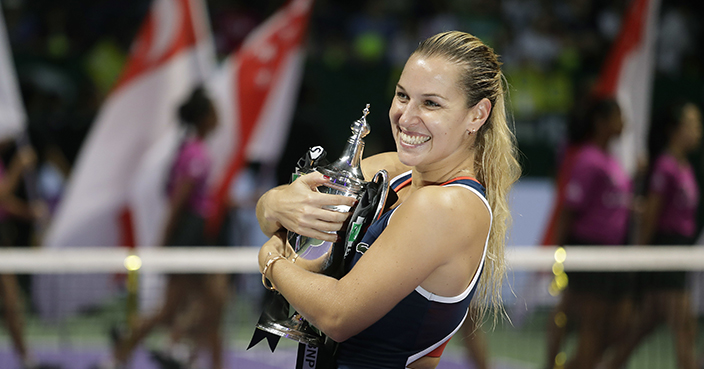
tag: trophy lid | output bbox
[351,104,371,141]
[318,104,371,190]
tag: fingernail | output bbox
[322,175,330,180]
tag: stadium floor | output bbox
[1,318,697,369]
[0,288,700,369]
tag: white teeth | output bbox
[399,131,430,145]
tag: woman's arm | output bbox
[0,147,35,198]
[0,147,38,220]
[637,192,663,245]
[254,151,403,240]
[255,184,290,237]
[160,178,196,246]
[259,185,490,342]
[255,151,406,241]
[255,172,357,241]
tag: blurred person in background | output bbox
[604,101,702,369]
[100,87,228,369]
[545,98,634,369]
[1,142,39,244]
[0,140,56,369]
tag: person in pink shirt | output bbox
[605,101,702,369]
[546,98,634,369]
[106,87,227,369]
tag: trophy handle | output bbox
[370,169,390,222]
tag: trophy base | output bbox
[256,314,323,346]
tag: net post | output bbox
[124,254,142,329]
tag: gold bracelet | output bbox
[289,253,299,264]
[261,255,286,291]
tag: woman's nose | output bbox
[398,102,419,125]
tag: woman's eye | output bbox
[396,91,408,100]
[424,100,440,107]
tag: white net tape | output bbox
[0,245,702,273]
[0,246,701,369]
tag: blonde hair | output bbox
[414,31,521,323]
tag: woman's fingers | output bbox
[317,193,358,209]
[286,204,350,242]
[297,205,352,231]
[304,229,339,243]
[298,172,359,206]
[268,171,358,240]
[297,171,331,190]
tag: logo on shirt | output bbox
[356,242,369,255]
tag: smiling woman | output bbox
[255,30,521,369]
[390,54,491,169]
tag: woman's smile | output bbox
[398,129,431,146]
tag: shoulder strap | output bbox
[389,170,412,191]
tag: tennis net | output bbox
[0,245,701,369]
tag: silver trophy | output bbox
[255,104,389,346]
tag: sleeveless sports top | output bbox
[336,170,492,369]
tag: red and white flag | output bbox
[38,0,215,320]
[126,0,313,314]
[127,0,314,250]
[0,1,25,141]
[206,0,314,235]
[44,0,215,250]
[540,0,660,246]
[593,0,661,175]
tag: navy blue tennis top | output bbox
[336,170,492,369]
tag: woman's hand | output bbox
[257,171,357,242]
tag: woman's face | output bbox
[389,54,480,168]
[674,103,702,151]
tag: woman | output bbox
[546,98,633,369]
[605,101,701,369]
[107,87,228,369]
[256,31,521,368]
[0,142,48,369]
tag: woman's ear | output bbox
[467,98,492,132]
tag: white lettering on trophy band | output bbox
[304,344,318,368]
